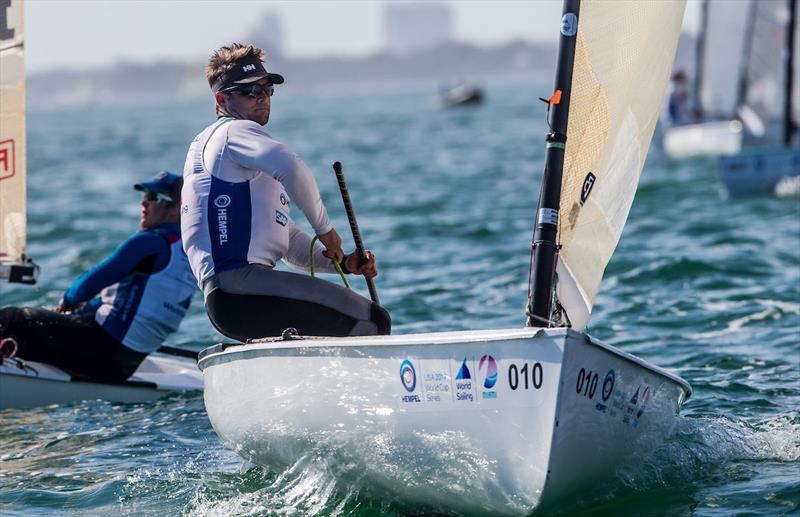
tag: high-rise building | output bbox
[248,11,285,58]
[383,3,453,55]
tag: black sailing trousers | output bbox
[0,307,147,382]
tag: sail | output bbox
[698,0,750,118]
[554,0,686,330]
[0,0,26,265]
[740,0,799,138]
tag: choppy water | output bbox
[1,83,798,516]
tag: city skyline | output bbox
[24,1,702,73]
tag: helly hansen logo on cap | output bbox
[243,64,256,72]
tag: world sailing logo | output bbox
[455,357,471,380]
[479,355,498,389]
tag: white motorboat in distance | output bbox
[0,352,202,410]
[199,328,690,514]
[439,81,484,108]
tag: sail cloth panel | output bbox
[555,0,686,331]
[742,0,798,132]
[0,0,26,264]
[700,0,749,118]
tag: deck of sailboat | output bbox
[199,326,692,397]
[0,352,202,410]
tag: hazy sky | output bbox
[24,0,700,73]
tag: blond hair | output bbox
[206,43,265,89]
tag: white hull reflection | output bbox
[0,354,202,410]
[199,328,691,514]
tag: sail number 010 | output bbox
[576,368,599,398]
[508,362,543,390]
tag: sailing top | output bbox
[666,70,693,126]
[62,224,196,353]
[181,117,339,289]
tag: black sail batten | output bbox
[783,0,797,145]
[526,0,580,328]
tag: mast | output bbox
[694,0,709,119]
[527,0,580,327]
[736,0,758,111]
[783,0,797,145]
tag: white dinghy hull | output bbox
[662,120,743,160]
[0,353,202,410]
[199,328,690,514]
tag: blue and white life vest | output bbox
[95,233,196,353]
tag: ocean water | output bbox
[1,83,798,516]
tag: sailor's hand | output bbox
[54,299,82,314]
[318,229,344,263]
[344,250,378,279]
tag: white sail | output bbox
[740,0,798,132]
[555,0,686,330]
[0,0,26,265]
[700,0,750,117]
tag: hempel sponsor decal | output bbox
[399,359,421,403]
[577,366,654,430]
[214,195,231,245]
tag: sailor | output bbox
[0,172,197,382]
[666,69,693,126]
[182,42,390,341]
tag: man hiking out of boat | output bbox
[181,42,390,341]
[0,172,197,383]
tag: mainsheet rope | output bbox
[309,236,350,289]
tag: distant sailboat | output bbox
[718,0,800,196]
[0,0,37,284]
[662,0,749,160]
[198,1,692,513]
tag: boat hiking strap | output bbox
[0,337,18,360]
[308,236,350,289]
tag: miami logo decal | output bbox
[479,354,498,389]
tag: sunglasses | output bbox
[222,83,275,98]
[142,191,174,203]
